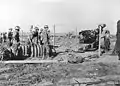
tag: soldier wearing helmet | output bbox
[32,26,39,44]
[8,28,13,45]
[11,26,21,57]
[2,32,7,43]
[28,26,39,44]
[13,26,20,43]
[41,25,50,59]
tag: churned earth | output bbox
[0,35,119,86]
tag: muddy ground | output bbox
[0,35,120,86]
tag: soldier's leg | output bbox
[108,39,111,51]
[46,45,50,59]
[37,36,39,44]
[42,44,47,60]
[42,45,45,59]
[104,38,110,51]
[49,45,52,57]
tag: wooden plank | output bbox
[98,25,101,57]
[0,60,68,64]
[53,24,55,47]
[76,27,77,42]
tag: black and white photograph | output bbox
[0,0,120,85]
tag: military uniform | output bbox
[28,26,34,44]
[29,26,39,45]
[33,27,39,44]
[12,26,21,57]
[8,28,13,44]
[2,32,7,43]
[38,28,43,45]
[102,30,111,51]
[13,31,20,43]
[41,25,50,59]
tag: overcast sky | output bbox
[0,0,120,34]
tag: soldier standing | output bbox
[93,24,105,50]
[115,20,120,60]
[47,29,51,44]
[8,28,13,44]
[103,30,111,51]
[32,26,39,44]
[12,26,21,56]
[28,25,34,44]
[2,32,7,43]
[38,28,43,45]
[13,26,20,43]
[35,27,39,44]
[41,25,50,59]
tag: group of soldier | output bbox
[0,26,21,44]
[0,25,52,59]
[1,21,120,61]
[28,25,50,45]
[28,25,51,58]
